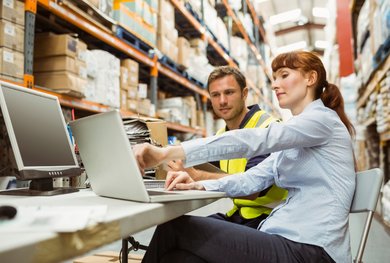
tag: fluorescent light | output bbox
[312,7,329,18]
[315,40,328,49]
[276,41,307,53]
[269,9,301,26]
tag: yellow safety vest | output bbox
[216,110,288,219]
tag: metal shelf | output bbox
[37,0,207,100]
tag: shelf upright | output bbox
[24,0,38,88]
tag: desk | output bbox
[0,189,221,263]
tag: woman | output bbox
[134,51,356,263]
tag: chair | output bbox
[350,168,383,263]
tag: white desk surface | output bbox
[0,189,220,263]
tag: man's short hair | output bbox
[207,66,247,91]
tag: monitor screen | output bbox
[0,82,80,187]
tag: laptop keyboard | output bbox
[143,180,165,189]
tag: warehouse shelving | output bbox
[221,0,272,81]
[170,0,277,116]
[32,0,209,136]
[13,0,279,137]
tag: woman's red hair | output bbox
[271,51,355,137]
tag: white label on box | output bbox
[3,0,14,8]
[138,83,148,98]
[4,23,15,36]
[3,50,14,63]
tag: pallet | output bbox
[115,25,154,55]
[159,55,187,76]
[186,74,206,89]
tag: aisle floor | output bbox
[69,199,390,263]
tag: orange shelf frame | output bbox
[170,0,237,67]
[245,0,268,45]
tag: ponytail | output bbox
[319,82,355,137]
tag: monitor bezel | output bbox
[0,81,80,179]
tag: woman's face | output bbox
[271,67,314,115]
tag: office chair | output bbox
[350,168,383,263]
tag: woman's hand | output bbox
[133,143,166,171]
[165,171,205,191]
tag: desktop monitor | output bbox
[0,81,81,195]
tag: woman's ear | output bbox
[306,70,318,87]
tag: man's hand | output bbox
[165,171,205,191]
[167,160,185,171]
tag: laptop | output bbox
[69,110,225,203]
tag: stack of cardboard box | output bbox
[157,0,178,63]
[120,58,139,110]
[157,96,197,127]
[0,0,25,82]
[34,33,88,98]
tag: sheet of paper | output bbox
[0,205,107,233]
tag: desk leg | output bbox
[121,238,128,263]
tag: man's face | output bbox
[208,75,248,121]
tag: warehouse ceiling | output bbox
[254,0,330,55]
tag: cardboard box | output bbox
[34,56,77,73]
[35,33,78,58]
[0,20,24,52]
[35,71,85,98]
[157,15,172,40]
[127,85,138,99]
[157,34,170,55]
[137,98,151,115]
[158,0,174,28]
[177,37,190,68]
[0,0,24,26]
[121,58,139,86]
[120,66,129,89]
[0,47,23,79]
[138,83,148,99]
[128,99,138,111]
[120,89,128,110]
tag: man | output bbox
[168,66,287,229]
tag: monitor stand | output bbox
[0,178,79,196]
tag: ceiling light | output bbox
[312,7,329,18]
[314,40,328,49]
[269,9,302,26]
[276,41,307,53]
